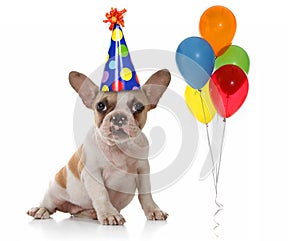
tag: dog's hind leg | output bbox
[27,177,68,219]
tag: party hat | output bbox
[100,8,140,92]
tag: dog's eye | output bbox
[96,102,107,112]
[132,102,144,114]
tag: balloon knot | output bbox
[103,7,127,31]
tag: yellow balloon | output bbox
[184,82,216,124]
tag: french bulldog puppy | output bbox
[27,69,171,225]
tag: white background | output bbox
[0,0,297,240]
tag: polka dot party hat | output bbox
[101,8,140,92]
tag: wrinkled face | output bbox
[92,90,149,144]
[69,69,171,146]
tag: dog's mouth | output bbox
[110,126,129,140]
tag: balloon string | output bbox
[198,89,217,194]
[198,90,226,237]
[213,118,226,237]
[216,118,226,183]
[213,197,223,237]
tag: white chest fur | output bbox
[81,128,143,208]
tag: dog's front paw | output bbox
[27,207,51,219]
[145,208,168,221]
[97,209,126,225]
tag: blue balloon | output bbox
[176,37,215,89]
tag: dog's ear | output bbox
[69,71,99,109]
[142,69,171,110]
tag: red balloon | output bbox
[209,65,249,118]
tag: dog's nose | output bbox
[111,113,128,127]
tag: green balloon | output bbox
[215,45,250,74]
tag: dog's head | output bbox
[69,69,171,145]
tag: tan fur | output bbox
[55,166,67,189]
[68,145,85,180]
[69,71,98,109]
[78,146,85,175]
[94,92,117,128]
[28,70,171,225]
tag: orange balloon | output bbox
[199,6,236,56]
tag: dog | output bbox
[27,69,171,225]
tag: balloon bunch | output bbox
[176,5,250,235]
[176,5,249,122]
